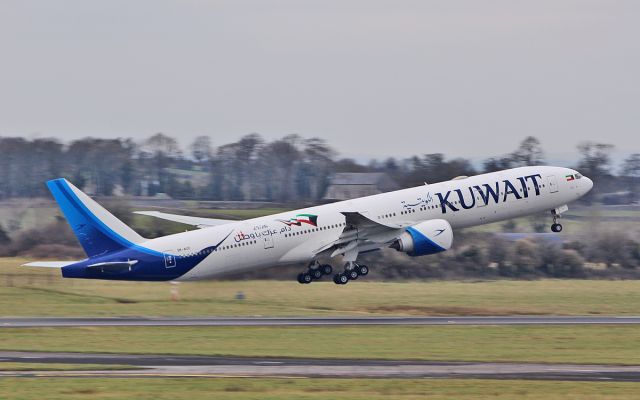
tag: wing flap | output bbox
[314,211,405,260]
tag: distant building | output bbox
[164,167,210,188]
[324,172,399,201]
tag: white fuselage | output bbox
[141,166,592,280]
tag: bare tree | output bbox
[511,136,545,166]
[140,133,183,195]
[621,153,640,203]
[483,136,544,172]
[406,153,476,186]
[577,141,614,203]
[577,142,614,178]
[190,136,212,165]
[143,133,182,158]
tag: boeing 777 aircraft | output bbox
[25,166,592,284]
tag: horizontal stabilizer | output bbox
[87,260,138,272]
[23,261,78,268]
[134,211,234,228]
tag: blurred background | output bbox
[0,133,638,282]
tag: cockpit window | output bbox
[575,173,582,179]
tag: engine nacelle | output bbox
[391,219,453,256]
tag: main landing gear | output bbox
[297,261,333,284]
[333,262,369,285]
[550,210,563,233]
[296,261,370,285]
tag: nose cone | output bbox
[583,176,594,192]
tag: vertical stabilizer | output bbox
[47,179,144,257]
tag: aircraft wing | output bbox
[314,211,410,261]
[341,211,413,230]
[134,211,235,228]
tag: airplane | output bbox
[24,166,593,284]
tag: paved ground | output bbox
[2,351,640,381]
[2,315,640,327]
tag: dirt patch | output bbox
[368,305,546,316]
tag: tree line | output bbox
[0,133,638,202]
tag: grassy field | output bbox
[4,257,640,396]
[4,258,640,317]
[2,378,639,400]
[2,325,639,364]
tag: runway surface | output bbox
[0,316,640,328]
[2,351,640,381]
[2,315,640,327]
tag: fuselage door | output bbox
[263,235,274,249]
[546,175,559,193]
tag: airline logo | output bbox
[278,214,318,227]
[566,174,575,181]
[436,173,543,214]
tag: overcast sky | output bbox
[0,1,638,163]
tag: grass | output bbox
[3,258,640,368]
[5,259,640,318]
[1,378,639,400]
[1,325,639,365]
[4,256,640,317]
[3,257,640,397]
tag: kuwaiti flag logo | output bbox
[565,174,575,181]
[278,214,318,227]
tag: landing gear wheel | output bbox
[297,273,305,284]
[321,264,333,275]
[334,273,348,285]
[347,269,359,280]
[551,223,563,233]
[311,268,323,279]
[302,273,313,284]
[357,265,369,276]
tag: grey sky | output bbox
[0,1,638,163]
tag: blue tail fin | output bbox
[47,179,145,258]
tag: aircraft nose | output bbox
[583,176,594,192]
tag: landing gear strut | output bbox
[333,262,369,285]
[550,210,563,233]
[296,261,333,284]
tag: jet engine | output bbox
[390,219,453,256]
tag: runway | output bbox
[2,351,640,381]
[2,315,640,327]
